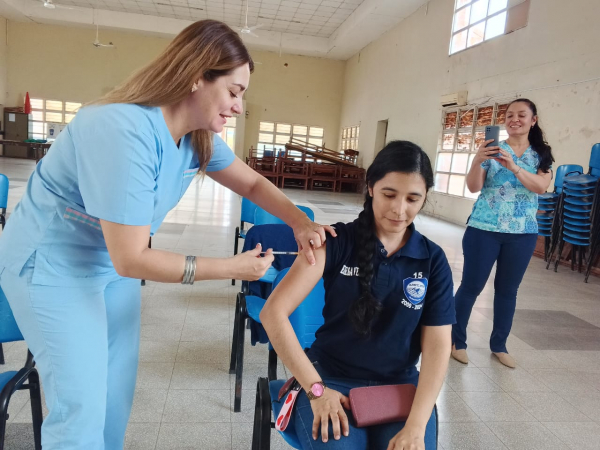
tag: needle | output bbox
[260,251,298,255]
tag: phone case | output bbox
[484,126,501,157]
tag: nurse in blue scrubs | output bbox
[0,20,333,449]
[261,142,455,450]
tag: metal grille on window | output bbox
[434,102,509,199]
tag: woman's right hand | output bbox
[310,388,351,443]
[230,244,274,281]
[473,139,501,165]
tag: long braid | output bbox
[349,196,382,337]
[347,140,434,337]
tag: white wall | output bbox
[340,0,600,225]
[0,17,7,155]
[4,21,344,159]
[0,17,6,106]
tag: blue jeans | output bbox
[0,257,141,450]
[452,226,537,353]
[293,363,437,450]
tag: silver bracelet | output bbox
[181,255,196,285]
[513,166,522,176]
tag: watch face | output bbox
[311,383,324,397]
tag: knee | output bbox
[456,282,485,300]
[493,282,519,299]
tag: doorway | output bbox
[374,119,388,155]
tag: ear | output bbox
[531,115,538,128]
[368,186,373,197]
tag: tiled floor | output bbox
[1,157,600,450]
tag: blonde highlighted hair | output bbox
[96,20,253,172]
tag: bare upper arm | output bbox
[100,220,151,275]
[262,245,326,319]
[420,324,451,351]
[537,168,553,191]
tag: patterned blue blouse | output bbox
[468,141,540,234]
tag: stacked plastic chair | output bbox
[537,165,582,261]
[549,144,600,282]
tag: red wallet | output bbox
[348,384,416,427]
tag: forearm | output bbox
[406,332,451,430]
[245,176,308,228]
[465,163,486,193]
[115,248,232,283]
[514,169,550,194]
[261,310,321,392]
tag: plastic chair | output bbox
[230,226,298,412]
[557,143,600,186]
[250,267,324,449]
[249,204,314,287]
[537,165,583,261]
[0,287,43,450]
[251,269,439,449]
[0,174,8,366]
[232,198,259,285]
[0,174,8,230]
[254,205,315,226]
[546,146,600,280]
[548,174,600,282]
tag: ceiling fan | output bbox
[92,25,115,48]
[40,0,73,9]
[239,0,262,37]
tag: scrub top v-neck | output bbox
[0,104,235,286]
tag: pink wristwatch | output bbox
[306,381,326,400]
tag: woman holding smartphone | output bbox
[451,98,554,368]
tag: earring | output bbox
[191,84,198,93]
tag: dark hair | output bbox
[349,141,434,337]
[507,98,554,173]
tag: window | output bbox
[257,121,324,159]
[30,98,82,140]
[340,126,359,151]
[219,116,236,149]
[450,0,508,55]
[434,103,509,198]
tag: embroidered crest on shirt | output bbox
[340,265,359,276]
[402,277,428,306]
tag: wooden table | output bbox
[0,139,51,163]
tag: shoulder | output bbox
[75,104,158,137]
[325,220,357,255]
[330,220,357,243]
[418,232,450,268]
[526,147,541,163]
[213,133,227,147]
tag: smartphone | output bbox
[484,125,501,157]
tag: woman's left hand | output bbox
[293,218,337,265]
[386,424,425,450]
[493,148,519,173]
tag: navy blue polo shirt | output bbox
[307,220,455,383]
